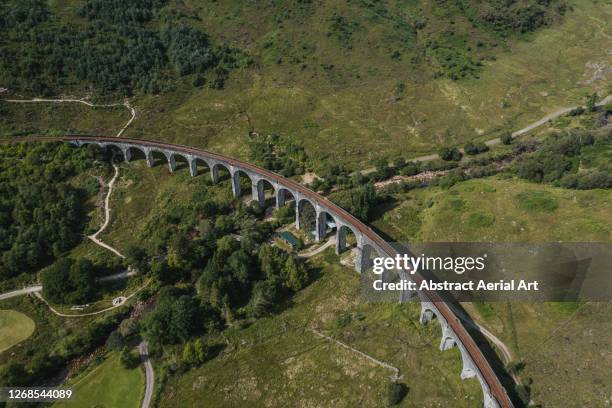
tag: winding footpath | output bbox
[88,163,125,258]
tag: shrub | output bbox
[387,382,408,406]
[120,347,141,369]
[468,211,495,228]
[105,331,125,352]
[568,107,584,116]
[438,147,463,161]
[336,313,352,328]
[500,132,513,145]
[515,191,558,212]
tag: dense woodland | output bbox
[0,142,106,280]
[0,0,567,94]
[513,127,612,189]
[0,0,249,95]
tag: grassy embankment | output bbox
[0,310,35,353]
[53,352,144,408]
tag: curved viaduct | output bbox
[7,136,513,408]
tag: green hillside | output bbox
[1,0,609,167]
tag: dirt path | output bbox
[311,329,401,381]
[88,163,124,258]
[138,341,155,408]
[117,99,136,137]
[33,280,150,318]
[0,285,42,301]
[298,236,336,258]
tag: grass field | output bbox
[53,352,144,408]
[0,310,35,353]
[372,177,612,243]
[159,249,482,407]
[98,158,234,252]
[0,101,130,137]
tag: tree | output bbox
[465,142,489,155]
[283,256,309,291]
[387,382,409,406]
[438,147,462,161]
[182,342,197,366]
[141,293,203,346]
[0,362,30,387]
[120,347,141,369]
[193,338,207,363]
[586,93,598,112]
[40,258,96,304]
[247,279,281,317]
[125,245,148,273]
[500,132,513,145]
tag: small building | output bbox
[279,231,300,249]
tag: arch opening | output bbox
[317,211,337,241]
[103,144,126,162]
[149,150,169,168]
[256,179,276,214]
[231,169,254,200]
[212,163,231,183]
[274,188,296,225]
[336,224,358,255]
[276,188,296,209]
[297,199,317,241]
[193,158,212,182]
[125,146,147,162]
[171,153,190,172]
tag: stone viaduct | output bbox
[6,136,514,408]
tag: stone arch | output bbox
[76,140,112,159]
[211,162,231,183]
[254,178,276,209]
[356,242,380,273]
[231,168,254,199]
[296,198,317,236]
[124,145,147,162]
[276,187,296,209]
[336,223,360,255]
[420,305,436,324]
[440,334,456,351]
[316,210,337,242]
[168,152,190,173]
[190,157,212,180]
[98,143,126,162]
[147,149,169,168]
[457,344,477,380]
